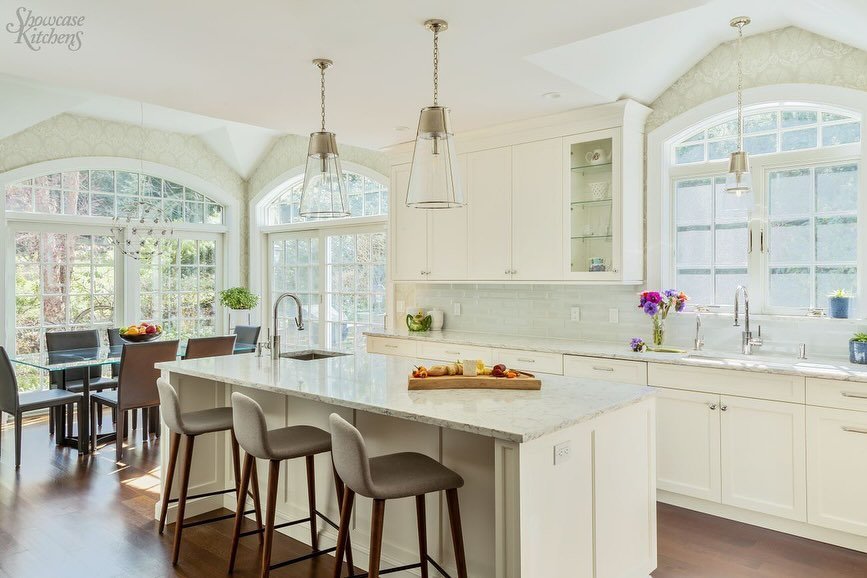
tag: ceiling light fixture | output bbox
[300,58,350,218]
[726,16,751,196]
[406,19,464,209]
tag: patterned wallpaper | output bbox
[647,26,867,131]
[0,113,245,199]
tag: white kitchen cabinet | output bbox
[391,163,428,281]
[428,155,469,280]
[655,388,721,502]
[720,396,806,522]
[807,405,867,536]
[511,139,563,281]
[467,146,512,281]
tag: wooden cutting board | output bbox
[408,373,542,390]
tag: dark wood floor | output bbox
[2,415,867,578]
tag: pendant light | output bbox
[406,19,464,209]
[726,16,751,196]
[300,58,350,218]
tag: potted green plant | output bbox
[219,287,260,329]
[828,289,851,319]
[851,333,867,365]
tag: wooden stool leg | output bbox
[331,487,355,578]
[261,460,280,578]
[250,458,264,543]
[171,435,195,565]
[305,454,318,551]
[158,432,181,534]
[332,466,354,572]
[446,489,468,578]
[228,453,254,573]
[416,495,429,578]
[230,431,242,494]
[369,499,386,578]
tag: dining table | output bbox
[8,340,255,454]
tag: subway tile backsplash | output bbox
[394,283,865,360]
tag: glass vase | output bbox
[652,316,665,347]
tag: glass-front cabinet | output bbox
[564,126,644,282]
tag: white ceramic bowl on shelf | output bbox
[588,181,609,200]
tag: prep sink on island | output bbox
[156,348,657,578]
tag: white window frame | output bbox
[648,85,867,319]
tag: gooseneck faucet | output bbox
[270,292,305,359]
[733,286,762,355]
[694,306,706,351]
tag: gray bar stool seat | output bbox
[156,379,263,566]
[228,392,354,578]
[330,413,468,578]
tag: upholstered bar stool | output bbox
[156,379,263,565]
[228,392,354,578]
[329,413,468,578]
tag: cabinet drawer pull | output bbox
[516,358,536,363]
[841,391,867,400]
[445,350,461,355]
[592,366,614,372]
[384,344,398,349]
[842,426,867,435]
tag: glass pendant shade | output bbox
[406,106,464,208]
[300,131,350,218]
[725,150,752,196]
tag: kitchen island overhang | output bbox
[156,350,656,578]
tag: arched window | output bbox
[267,170,388,225]
[668,103,861,313]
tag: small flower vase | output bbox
[652,316,665,347]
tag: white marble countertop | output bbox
[156,348,653,443]
[366,329,867,383]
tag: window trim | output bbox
[648,85,867,319]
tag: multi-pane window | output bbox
[139,238,218,339]
[670,103,861,314]
[267,171,388,225]
[325,231,387,350]
[5,170,224,224]
[271,234,320,348]
[674,107,860,165]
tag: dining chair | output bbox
[90,340,179,462]
[108,328,143,434]
[232,326,261,352]
[46,330,118,435]
[183,335,236,360]
[0,347,82,469]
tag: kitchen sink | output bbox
[279,349,350,361]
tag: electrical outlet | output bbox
[554,441,571,465]
[608,308,619,324]
[570,307,581,322]
[453,302,462,316]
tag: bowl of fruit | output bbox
[119,322,163,343]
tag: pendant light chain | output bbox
[320,62,327,132]
[432,25,439,106]
[736,20,744,151]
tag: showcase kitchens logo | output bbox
[6,6,85,51]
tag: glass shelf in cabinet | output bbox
[571,199,612,207]
[570,234,613,240]
[571,162,613,172]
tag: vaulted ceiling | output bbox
[1,0,866,171]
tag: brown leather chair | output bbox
[0,347,82,469]
[90,340,179,461]
[183,335,236,360]
[46,330,117,434]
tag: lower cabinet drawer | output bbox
[564,355,648,384]
[807,378,867,412]
[417,342,493,363]
[366,336,418,358]
[493,349,563,375]
[648,364,805,403]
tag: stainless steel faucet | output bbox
[694,306,706,351]
[733,286,762,355]
[270,293,305,359]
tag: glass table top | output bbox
[9,341,255,372]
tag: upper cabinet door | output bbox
[467,147,512,280]
[428,154,469,280]
[511,139,563,281]
[391,163,428,281]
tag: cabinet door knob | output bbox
[720,404,728,411]
[505,270,510,275]
[709,404,717,410]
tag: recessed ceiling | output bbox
[1,0,866,155]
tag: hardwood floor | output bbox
[2,414,867,577]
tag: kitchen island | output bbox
[155,349,656,578]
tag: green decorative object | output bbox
[219,287,260,310]
[406,311,432,332]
